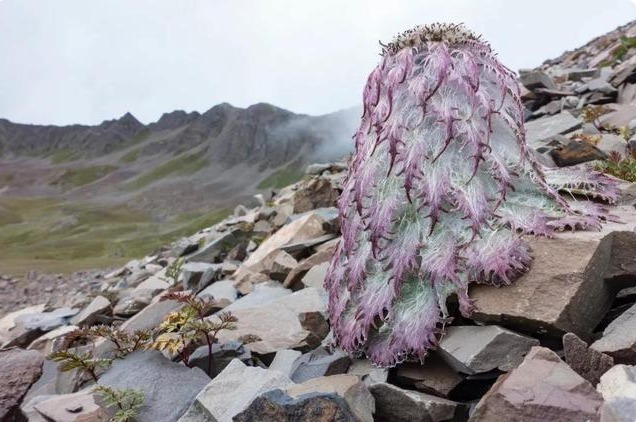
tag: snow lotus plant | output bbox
[324,23,620,367]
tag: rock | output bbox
[234,204,249,217]
[470,231,632,340]
[112,293,152,317]
[600,231,636,290]
[269,349,303,377]
[470,347,602,421]
[187,229,250,264]
[283,247,335,289]
[305,163,332,175]
[252,249,298,282]
[279,234,338,256]
[171,237,201,258]
[597,364,636,422]
[197,280,238,304]
[131,270,171,297]
[284,374,375,422]
[33,390,109,422]
[300,262,329,290]
[178,359,294,422]
[395,355,463,397]
[437,325,538,374]
[188,340,252,378]
[70,295,111,326]
[520,70,558,91]
[216,287,328,355]
[580,78,619,96]
[233,388,359,422]
[224,282,291,311]
[0,304,46,345]
[610,54,636,87]
[290,348,351,383]
[600,105,636,129]
[556,67,598,81]
[370,382,463,422]
[292,178,339,214]
[563,332,614,385]
[28,325,79,353]
[0,348,44,420]
[119,294,184,332]
[592,303,636,364]
[347,359,389,386]
[550,140,608,166]
[243,213,325,271]
[181,262,223,292]
[5,307,78,348]
[597,134,629,158]
[232,266,270,295]
[99,351,209,422]
[525,112,583,145]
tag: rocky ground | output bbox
[2,20,636,422]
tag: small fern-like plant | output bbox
[148,292,255,376]
[47,350,112,383]
[94,385,144,422]
[596,151,636,182]
[325,23,620,367]
[164,257,184,285]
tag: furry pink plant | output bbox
[324,23,619,367]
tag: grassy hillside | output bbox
[0,197,229,275]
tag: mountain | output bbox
[0,103,358,275]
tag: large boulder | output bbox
[470,222,636,340]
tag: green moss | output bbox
[53,166,117,189]
[125,151,209,190]
[257,163,304,189]
[120,148,140,163]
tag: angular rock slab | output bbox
[33,390,109,422]
[395,355,462,397]
[525,112,582,145]
[470,347,603,421]
[370,382,463,422]
[438,325,538,374]
[99,351,210,422]
[563,332,614,385]
[70,295,111,326]
[233,389,359,422]
[470,229,636,340]
[597,364,636,422]
[0,348,44,420]
[178,359,294,422]
[216,287,328,355]
[290,348,351,383]
[243,212,325,270]
[285,374,375,422]
[592,303,636,364]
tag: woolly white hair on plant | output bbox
[324,23,620,367]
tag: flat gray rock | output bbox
[438,325,538,374]
[178,359,294,422]
[99,351,210,422]
[525,112,582,145]
[597,364,636,422]
[592,303,636,364]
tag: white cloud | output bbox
[0,0,634,125]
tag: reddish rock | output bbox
[549,140,607,167]
[0,348,44,420]
[563,332,614,385]
[292,177,339,214]
[470,347,603,422]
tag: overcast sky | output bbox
[0,0,634,126]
